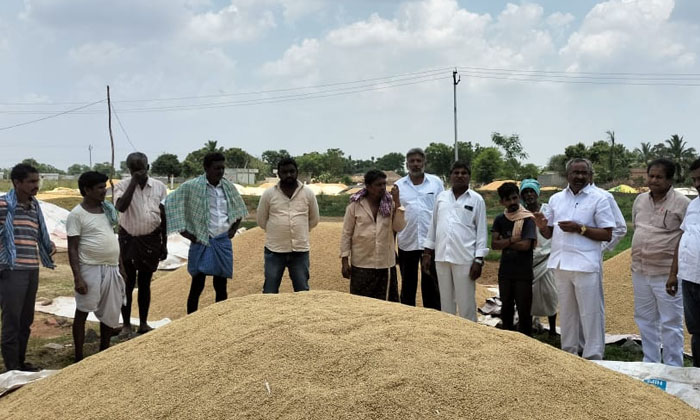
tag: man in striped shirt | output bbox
[0,164,56,372]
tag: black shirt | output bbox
[492,214,536,281]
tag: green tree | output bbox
[261,150,291,172]
[296,152,324,178]
[374,152,406,176]
[92,162,114,176]
[519,163,541,179]
[67,164,90,175]
[634,142,654,166]
[665,134,697,183]
[425,142,455,179]
[21,158,65,174]
[151,153,182,177]
[472,148,503,184]
[546,154,568,176]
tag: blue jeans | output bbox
[263,248,310,293]
[683,280,700,367]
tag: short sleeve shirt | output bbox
[492,214,536,281]
[66,205,120,266]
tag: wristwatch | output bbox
[474,257,484,266]
[579,225,587,235]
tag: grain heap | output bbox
[3,291,695,419]
[143,222,497,320]
[602,249,691,350]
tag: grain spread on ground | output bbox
[141,222,498,320]
[3,291,695,419]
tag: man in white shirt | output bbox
[667,158,700,367]
[395,148,443,310]
[67,171,125,362]
[257,158,319,293]
[534,158,615,360]
[114,152,168,335]
[422,161,488,321]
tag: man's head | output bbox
[203,152,226,185]
[690,158,700,193]
[10,163,40,199]
[498,182,521,213]
[646,158,675,197]
[126,152,149,175]
[565,158,592,194]
[449,161,471,190]
[519,178,541,208]
[277,157,298,186]
[78,171,108,202]
[406,148,426,178]
[364,169,387,200]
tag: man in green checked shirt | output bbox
[165,152,248,314]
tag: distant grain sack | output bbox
[2,291,695,419]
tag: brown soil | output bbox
[142,222,498,320]
[3,291,695,419]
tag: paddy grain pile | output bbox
[4,291,695,419]
[602,249,691,350]
[143,222,497,320]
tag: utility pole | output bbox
[107,85,115,196]
[453,69,461,162]
[88,144,93,168]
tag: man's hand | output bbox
[509,235,522,244]
[391,184,400,206]
[341,257,352,279]
[228,217,242,239]
[49,241,56,256]
[74,277,88,295]
[131,169,148,184]
[469,261,482,281]
[558,221,581,233]
[666,274,679,296]
[533,212,548,230]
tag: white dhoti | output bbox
[435,261,476,321]
[632,272,685,366]
[555,269,605,360]
[74,264,126,329]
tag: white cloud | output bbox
[546,11,575,28]
[187,3,276,43]
[68,41,134,67]
[262,38,320,80]
[561,0,697,70]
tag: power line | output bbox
[456,70,700,87]
[0,99,105,131]
[110,103,137,151]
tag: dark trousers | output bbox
[397,249,441,310]
[262,248,310,293]
[187,274,227,314]
[683,280,700,367]
[499,276,533,336]
[0,269,39,370]
[121,258,154,324]
[350,266,399,302]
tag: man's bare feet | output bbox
[119,325,134,338]
[137,324,153,334]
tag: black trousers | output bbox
[0,269,38,370]
[187,274,227,314]
[499,276,533,336]
[397,249,441,310]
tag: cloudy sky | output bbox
[1,0,699,170]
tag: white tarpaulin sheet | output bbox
[593,361,700,410]
[35,296,171,328]
[0,369,58,397]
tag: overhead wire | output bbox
[110,103,137,151]
[0,99,105,131]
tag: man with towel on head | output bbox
[165,152,248,314]
[520,178,558,336]
[67,171,125,362]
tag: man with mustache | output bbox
[534,158,614,360]
[394,148,443,310]
[0,163,56,372]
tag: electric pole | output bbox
[453,69,461,162]
[88,144,93,168]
